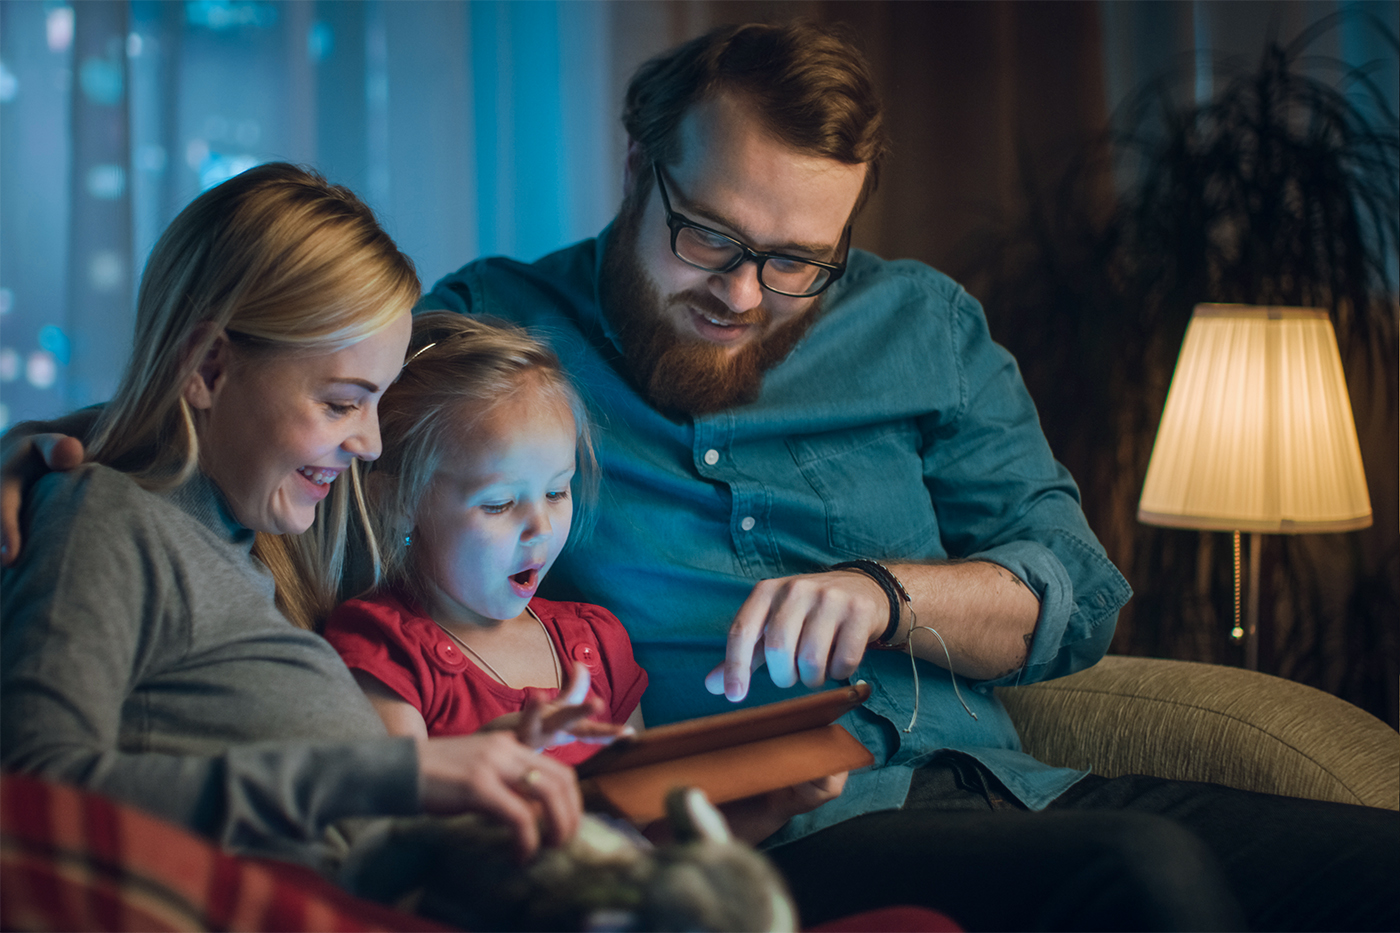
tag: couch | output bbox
[4,655,1395,932]
[997,654,1400,810]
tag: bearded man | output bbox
[431,24,1096,736]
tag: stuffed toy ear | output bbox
[665,787,733,845]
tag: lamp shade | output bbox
[1138,304,1371,533]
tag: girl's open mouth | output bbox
[509,567,539,597]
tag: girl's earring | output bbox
[404,532,412,547]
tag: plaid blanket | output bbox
[0,773,447,932]
[2,772,957,933]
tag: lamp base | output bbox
[1245,531,1261,671]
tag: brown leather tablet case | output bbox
[577,682,874,822]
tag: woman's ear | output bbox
[180,325,231,411]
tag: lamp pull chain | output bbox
[1230,530,1244,642]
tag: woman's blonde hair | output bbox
[369,312,598,606]
[87,162,420,629]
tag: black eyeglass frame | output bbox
[651,163,849,298]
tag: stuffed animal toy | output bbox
[339,787,798,932]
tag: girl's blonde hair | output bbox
[370,312,598,605]
[87,162,420,629]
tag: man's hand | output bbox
[416,730,582,861]
[704,570,887,702]
[705,561,1042,700]
[2,433,86,566]
[716,772,849,845]
[755,771,848,820]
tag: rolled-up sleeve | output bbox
[922,288,1131,687]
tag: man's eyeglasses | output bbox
[652,163,848,298]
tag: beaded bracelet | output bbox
[827,559,910,647]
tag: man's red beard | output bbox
[599,192,819,416]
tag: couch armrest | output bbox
[994,655,1399,810]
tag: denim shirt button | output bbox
[703,449,720,466]
[740,516,756,532]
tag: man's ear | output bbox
[623,137,646,198]
[180,326,231,411]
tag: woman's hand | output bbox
[416,730,582,861]
[483,663,636,750]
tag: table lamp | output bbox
[1137,304,1372,670]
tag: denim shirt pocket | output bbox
[787,422,939,559]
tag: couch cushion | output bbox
[997,655,1399,809]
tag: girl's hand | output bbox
[483,663,637,750]
[416,730,582,861]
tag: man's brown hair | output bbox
[622,20,889,214]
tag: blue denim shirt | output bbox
[424,228,1132,845]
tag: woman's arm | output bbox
[2,467,577,862]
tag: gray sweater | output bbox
[1,463,419,867]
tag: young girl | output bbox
[324,312,646,765]
[325,313,848,845]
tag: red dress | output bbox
[324,593,648,766]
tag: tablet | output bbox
[577,681,871,778]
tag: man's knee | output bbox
[1039,812,1244,932]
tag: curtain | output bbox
[0,0,676,425]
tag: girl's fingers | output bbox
[560,663,591,705]
[515,693,549,748]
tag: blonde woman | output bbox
[0,164,579,871]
